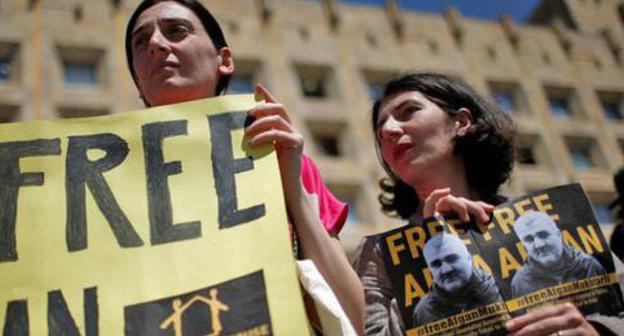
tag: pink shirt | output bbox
[301,155,348,236]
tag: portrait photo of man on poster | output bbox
[511,211,606,298]
[413,232,503,325]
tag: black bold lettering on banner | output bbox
[47,287,98,336]
[3,299,28,336]
[209,112,265,229]
[142,120,200,245]
[0,139,61,262]
[66,134,143,252]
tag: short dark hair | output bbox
[372,72,516,219]
[124,0,230,101]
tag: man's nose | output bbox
[440,263,452,274]
[534,238,546,249]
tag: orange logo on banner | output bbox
[160,289,230,336]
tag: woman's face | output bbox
[376,91,458,186]
[130,1,233,107]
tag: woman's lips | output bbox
[393,142,412,161]
[150,61,179,76]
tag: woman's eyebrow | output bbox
[132,17,194,37]
[377,100,409,123]
[131,24,146,38]
[391,100,418,113]
[160,17,194,27]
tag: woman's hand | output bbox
[245,85,304,200]
[506,302,598,336]
[246,86,365,334]
[423,188,494,224]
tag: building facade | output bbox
[1,0,623,251]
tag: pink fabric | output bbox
[301,155,348,236]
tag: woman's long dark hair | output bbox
[124,0,231,100]
[372,72,516,219]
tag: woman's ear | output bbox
[135,83,151,107]
[139,93,150,107]
[455,107,473,136]
[217,47,235,76]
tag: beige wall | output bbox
[1,0,623,251]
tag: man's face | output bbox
[516,220,563,268]
[425,236,473,293]
[130,1,232,106]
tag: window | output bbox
[592,203,614,224]
[604,102,623,120]
[602,29,622,66]
[308,121,349,158]
[328,184,365,226]
[592,56,603,70]
[317,135,340,156]
[298,26,310,41]
[427,39,439,54]
[493,91,515,113]
[564,136,606,170]
[0,105,19,123]
[486,45,497,62]
[489,81,525,115]
[295,64,334,99]
[365,32,378,48]
[229,74,254,94]
[342,195,360,226]
[227,21,240,35]
[517,146,537,165]
[570,148,592,169]
[588,192,616,225]
[541,51,552,65]
[0,57,9,81]
[363,70,396,102]
[602,101,622,120]
[367,82,384,102]
[228,60,261,94]
[549,98,572,117]
[58,47,104,87]
[516,134,547,167]
[597,91,623,121]
[73,4,83,21]
[63,62,97,85]
[545,87,579,118]
[0,43,18,82]
[301,77,327,98]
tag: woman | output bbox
[354,72,623,335]
[124,0,364,333]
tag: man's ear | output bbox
[217,47,235,76]
[455,107,474,137]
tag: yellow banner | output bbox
[0,95,308,335]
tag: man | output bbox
[413,233,502,325]
[511,211,605,298]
